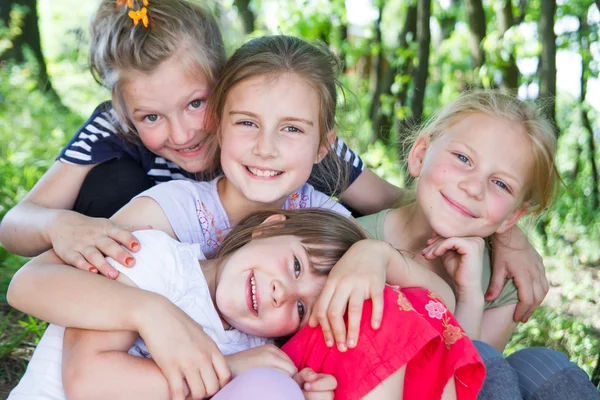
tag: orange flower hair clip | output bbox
[116,0,150,28]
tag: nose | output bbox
[253,128,278,159]
[169,115,197,146]
[271,279,293,307]
[458,174,484,200]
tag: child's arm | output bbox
[480,305,519,352]
[422,236,486,339]
[0,161,144,273]
[309,239,456,351]
[338,169,408,215]
[62,328,175,400]
[7,248,230,398]
[488,226,548,322]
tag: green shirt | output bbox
[357,209,518,310]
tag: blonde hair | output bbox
[205,35,350,195]
[217,209,368,274]
[410,90,558,215]
[89,0,225,140]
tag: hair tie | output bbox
[116,0,150,28]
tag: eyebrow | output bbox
[229,110,314,126]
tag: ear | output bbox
[315,129,337,164]
[407,136,430,178]
[251,214,287,239]
[495,201,529,234]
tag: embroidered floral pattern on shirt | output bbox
[442,316,466,349]
[390,285,417,312]
[425,300,447,319]
[288,192,310,209]
[196,200,225,256]
[428,290,446,306]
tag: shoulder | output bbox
[356,209,392,239]
[106,230,189,298]
[289,183,352,217]
[57,101,138,165]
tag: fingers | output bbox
[212,353,232,388]
[108,225,142,253]
[305,373,337,392]
[197,362,220,398]
[512,274,534,323]
[345,291,364,349]
[165,370,187,400]
[80,242,121,278]
[185,368,208,400]
[370,290,384,330]
[485,261,507,302]
[310,287,336,348]
[326,285,353,351]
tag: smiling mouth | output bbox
[175,143,203,153]
[245,166,283,178]
[249,271,259,316]
[441,193,477,218]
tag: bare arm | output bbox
[339,169,410,215]
[385,245,456,312]
[110,196,176,239]
[6,249,168,331]
[63,328,173,400]
[480,304,518,352]
[0,161,93,255]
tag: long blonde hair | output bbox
[409,90,559,215]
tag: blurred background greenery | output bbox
[0,0,599,395]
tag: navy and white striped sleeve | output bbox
[57,102,140,166]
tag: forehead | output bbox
[224,73,320,116]
[122,59,211,104]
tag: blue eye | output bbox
[238,120,257,128]
[297,300,305,320]
[456,154,469,164]
[294,257,301,277]
[144,114,159,123]
[284,126,302,133]
[494,180,509,192]
[189,99,204,109]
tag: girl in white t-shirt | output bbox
[7,209,372,399]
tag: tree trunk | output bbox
[439,0,459,41]
[579,16,600,210]
[0,0,61,101]
[396,3,418,112]
[369,0,384,98]
[404,0,430,187]
[234,0,255,35]
[369,0,392,142]
[497,0,519,90]
[539,0,557,130]
[410,0,431,125]
[465,0,486,69]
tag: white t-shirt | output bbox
[8,230,268,400]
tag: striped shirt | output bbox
[58,102,365,194]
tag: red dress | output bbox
[282,286,485,400]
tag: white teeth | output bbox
[179,143,201,153]
[250,276,258,312]
[247,166,281,177]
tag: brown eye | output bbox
[297,301,305,320]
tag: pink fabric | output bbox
[212,368,303,400]
[282,286,486,400]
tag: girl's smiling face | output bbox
[409,113,534,238]
[121,53,213,173]
[218,73,331,206]
[214,234,327,338]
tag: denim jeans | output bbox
[475,341,600,400]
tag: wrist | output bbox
[455,288,485,307]
[131,291,172,333]
[45,209,74,246]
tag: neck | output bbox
[386,202,435,253]
[218,177,287,226]
[199,257,232,330]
